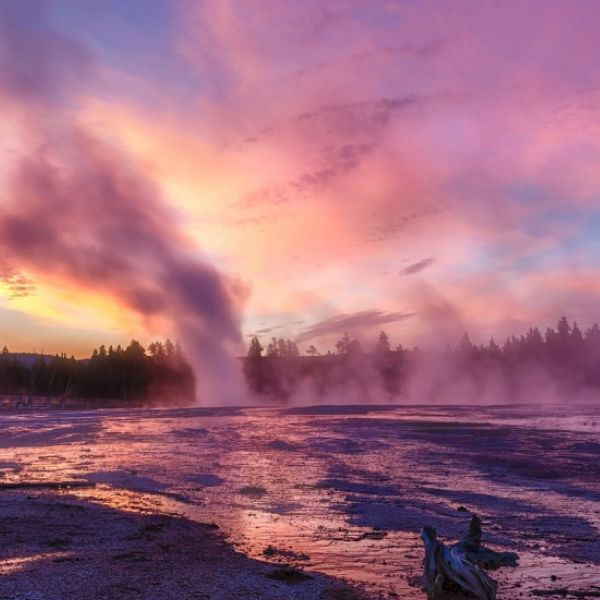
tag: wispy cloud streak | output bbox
[401,258,435,276]
[296,310,413,344]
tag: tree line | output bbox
[2,316,599,405]
[0,339,194,403]
[244,317,600,401]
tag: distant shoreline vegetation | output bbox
[2,317,600,405]
[244,316,600,403]
[0,340,195,405]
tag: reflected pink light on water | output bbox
[0,405,599,597]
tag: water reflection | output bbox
[0,404,599,597]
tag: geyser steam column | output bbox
[160,256,246,405]
[0,134,245,405]
[0,3,245,405]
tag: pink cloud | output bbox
[4,0,600,358]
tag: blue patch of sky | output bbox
[449,182,600,282]
[49,0,204,108]
[519,207,600,269]
[499,183,600,273]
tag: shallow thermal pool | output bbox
[1,404,599,598]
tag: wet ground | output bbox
[0,404,599,599]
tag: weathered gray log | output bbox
[421,515,518,600]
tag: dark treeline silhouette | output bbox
[243,331,406,401]
[3,316,599,406]
[243,317,600,403]
[0,340,194,404]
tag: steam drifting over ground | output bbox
[243,318,600,407]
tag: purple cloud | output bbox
[296,310,413,344]
[400,258,435,276]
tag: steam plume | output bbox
[0,1,243,403]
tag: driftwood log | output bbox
[421,515,518,600]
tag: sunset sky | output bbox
[2,0,600,357]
